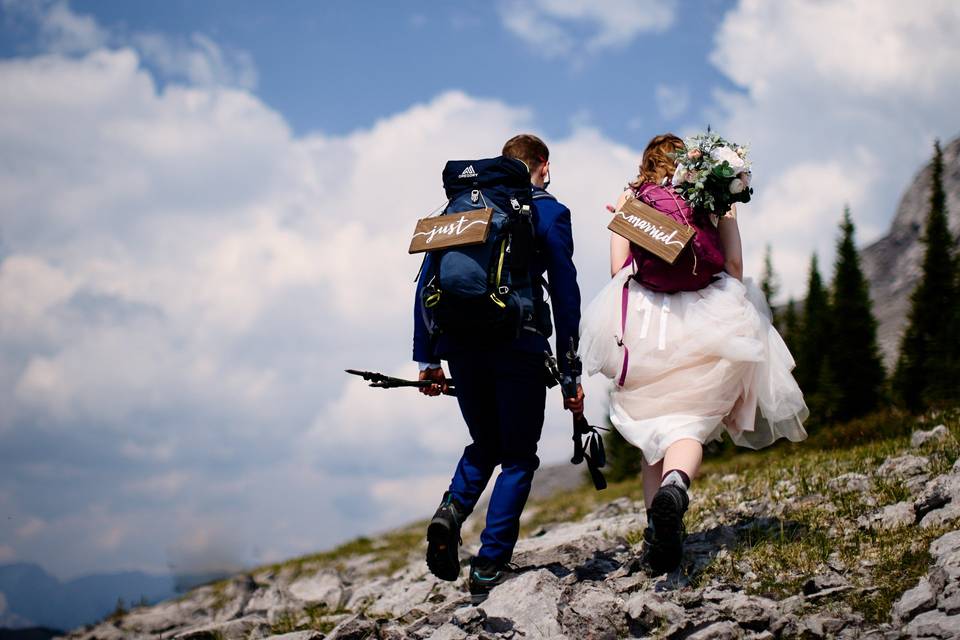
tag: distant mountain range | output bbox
[861,135,960,369]
[0,563,226,633]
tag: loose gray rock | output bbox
[327,613,381,640]
[803,572,849,595]
[892,577,937,624]
[265,632,323,640]
[912,425,950,448]
[917,474,960,527]
[174,615,270,640]
[624,591,685,637]
[288,571,346,610]
[721,593,776,630]
[559,582,625,640]
[877,454,930,478]
[858,501,915,530]
[904,610,960,638]
[797,613,849,638]
[938,582,960,615]
[427,623,468,640]
[828,473,871,493]
[685,620,743,640]
[931,530,960,583]
[245,585,292,616]
[451,606,485,630]
[479,570,563,638]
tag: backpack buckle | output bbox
[471,190,480,204]
[498,286,510,295]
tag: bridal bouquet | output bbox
[670,131,752,213]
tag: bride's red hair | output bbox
[629,133,683,188]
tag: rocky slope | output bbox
[860,135,960,369]
[62,411,960,639]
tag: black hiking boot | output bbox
[643,484,689,575]
[468,557,517,604]
[426,492,465,581]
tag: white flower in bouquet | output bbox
[710,145,748,174]
[729,177,745,194]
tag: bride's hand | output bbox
[606,190,631,213]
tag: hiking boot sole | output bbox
[426,518,461,581]
[647,490,685,574]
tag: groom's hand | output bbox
[418,367,448,397]
[564,384,585,415]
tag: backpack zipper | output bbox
[495,238,507,287]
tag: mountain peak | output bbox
[861,133,960,368]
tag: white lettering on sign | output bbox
[614,211,686,248]
[412,215,489,244]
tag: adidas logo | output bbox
[458,165,478,179]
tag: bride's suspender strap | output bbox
[617,281,630,387]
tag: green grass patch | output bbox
[260,521,428,579]
[685,408,959,622]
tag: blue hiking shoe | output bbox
[426,492,465,581]
[468,557,518,604]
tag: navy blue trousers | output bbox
[446,348,546,563]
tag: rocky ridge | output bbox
[860,135,960,369]
[62,413,960,639]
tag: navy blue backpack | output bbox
[420,156,536,342]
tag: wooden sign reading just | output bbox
[608,197,695,264]
[408,208,493,254]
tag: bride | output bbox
[579,133,808,574]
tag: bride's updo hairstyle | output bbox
[629,133,683,189]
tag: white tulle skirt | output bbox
[580,267,808,464]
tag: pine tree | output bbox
[783,297,799,356]
[828,207,885,420]
[893,140,959,411]
[760,244,780,323]
[796,254,830,397]
[603,422,643,483]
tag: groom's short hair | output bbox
[502,134,549,174]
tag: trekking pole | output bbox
[345,369,457,396]
[545,343,608,491]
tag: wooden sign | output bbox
[608,197,695,264]
[408,208,493,254]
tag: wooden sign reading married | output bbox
[608,198,695,264]
[408,208,493,254]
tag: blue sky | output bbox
[0,0,958,582]
[2,0,731,138]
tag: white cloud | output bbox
[370,474,452,524]
[134,32,258,90]
[498,0,676,58]
[15,517,47,539]
[709,0,960,299]
[0,0,110,54]
[0,545,16,563]
[654,84,689,120]
[2,0,256,89]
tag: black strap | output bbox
[571,414,608,491]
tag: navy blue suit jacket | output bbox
[413,186,581,373]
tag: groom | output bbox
[413,133,583,600]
